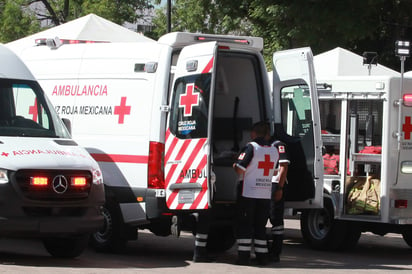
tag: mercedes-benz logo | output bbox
[52,175,68,194]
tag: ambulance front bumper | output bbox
[0,209,104,237]
[0,174,105,237]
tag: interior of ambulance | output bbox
[319,95,383,215]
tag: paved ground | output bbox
[0,219,411,273]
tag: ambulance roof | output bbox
[0,44,35,81]
[158,32,263,51]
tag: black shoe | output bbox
[236,251,250,266]
[253,254,269,266]
[193,246,215,263]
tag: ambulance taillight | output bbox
[71,176,87,187]
[148,141,165,189]
[404,94,412,107]
[30,176,48,186]
[195,36,251,45]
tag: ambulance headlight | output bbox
[92,167,103,185]
[401,161,412,174]
[0,169,9,184]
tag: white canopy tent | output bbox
[7,13,155,52]
[314,47,400,78]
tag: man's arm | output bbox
[273,162,288,202]
[233,143,253,175]
[277,162,288,189]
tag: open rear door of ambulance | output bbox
[164,42,217,210]
[272,48,323,208]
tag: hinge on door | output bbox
[160,105,171,112]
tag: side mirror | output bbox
[62,118,72,134]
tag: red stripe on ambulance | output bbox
[191,178,208,210]
[165,137,178,163]
[165,131,207,209]
[202,57,214,73]
[91,153,148,163]
[166,138,206,207]
[175,154,208,210]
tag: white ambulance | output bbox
[297,75,412,250]
[0,44,105,257]
[8,33,323,252]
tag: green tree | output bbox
[0,0,40,43]
[0,0,153,43]
[151,0,252,39]
[152,0,412,70]
[247,0,412,70]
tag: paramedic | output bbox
[265,123,290,263]
[269,149,289,263]
[232,121,279,266]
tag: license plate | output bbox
[178,190,194,204]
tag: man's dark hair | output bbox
[252,121,269,137]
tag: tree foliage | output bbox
[3,0,412,70]
[247,0,412,70]
[0,0,153,43]
[0,0,40,42]
[150,0,252,39]
[153,0,412,70]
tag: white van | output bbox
[0,44,105,257]
[8,33,323,252]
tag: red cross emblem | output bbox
[403,116,412,140]
[29,99,38,122]
[179,83,199,117]
[114,97,131,124]
[258,154,274,176]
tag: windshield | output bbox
[0,79,70,138]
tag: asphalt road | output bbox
[0,219,411,273]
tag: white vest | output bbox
[242,142,279,199]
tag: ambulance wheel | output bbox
[43,234,89,258]
[90,201,128,253]
[401,229,412,248]
[300,197,346,250]
[207,225,236,252]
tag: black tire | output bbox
[90,201,128,253]
[402,230,412,247]
[300,198,347,250]
[43,234,89,258]
[207,225,236,252]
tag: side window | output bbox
[281,86,312,137]
[319,99,342,175]
[347,100,383,176]
[281,85,315,175]
[13,84,50,129]
[170,73,211,139]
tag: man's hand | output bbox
[273,188,283,202]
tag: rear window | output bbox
[169,73,211,139]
